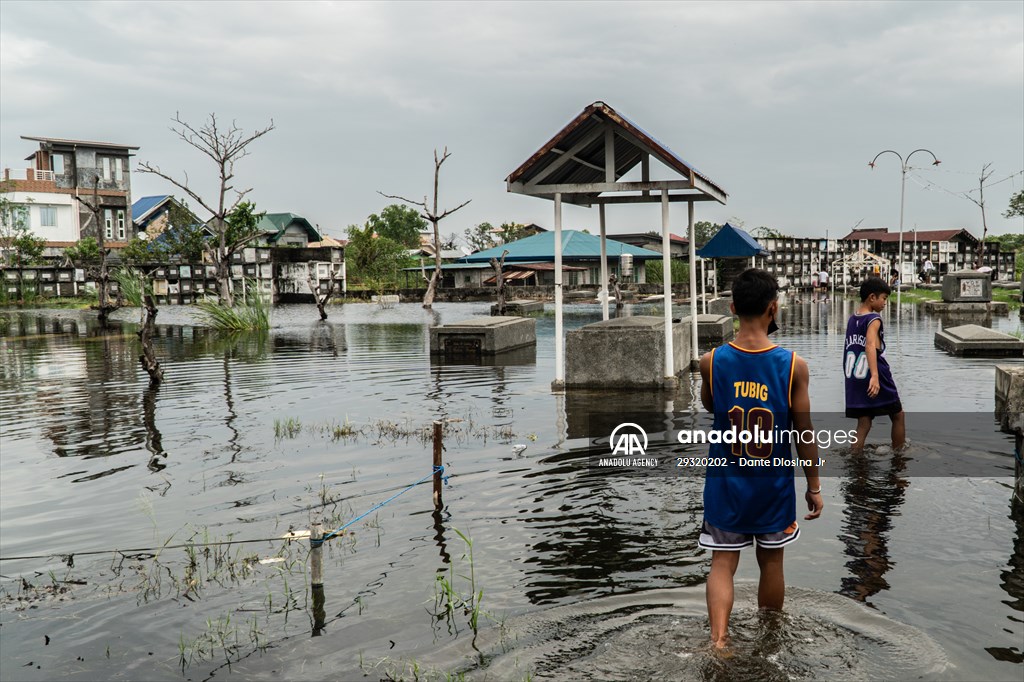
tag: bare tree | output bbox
[307,272,340,320]
[379,147,470,308]
[963,163,994,268]
[489,249,509,315]
[138,113,274,305]
[74,178,121,326]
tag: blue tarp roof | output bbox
[131,195,169,222]
[695,223,768,258]
[459,230,663,263]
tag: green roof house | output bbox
[255,213,322,247]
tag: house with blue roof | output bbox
[401,229,663,288]
[131,195,201,236]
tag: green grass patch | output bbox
[196,280,270,331]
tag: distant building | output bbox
[254,213,322,247]
[2,136,139,255]
[132,195,201,236]
[841,227,1014,278]
[613,232,689,259]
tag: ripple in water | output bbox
[428,585,948,681]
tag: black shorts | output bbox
[846,400,903,419]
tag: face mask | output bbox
[767,302,779,335]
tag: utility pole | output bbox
[869,149,941,322]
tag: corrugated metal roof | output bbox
[506,101,727,206]
[840,228,977,244]
[21,135,140,151]
[460,230,664,263]
[131,195,170,223]
[257,213,322,242]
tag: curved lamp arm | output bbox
[868,149,903,169]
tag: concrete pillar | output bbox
[599,203,609,321]
[688,201,699,367]
[661,190,674,381]
[553,193,564,389]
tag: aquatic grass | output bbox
[273,417,302,440]
[196,280,270,331]
[111,266,147,307]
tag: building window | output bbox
[117,210,126,239]
[50,154,65,174]
[102,157,111,181]
[114,158,124,183]
[40,206,57,227]
[104,209,113,239]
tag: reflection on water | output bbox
[1,301,1022,681]
[836,448,908,605]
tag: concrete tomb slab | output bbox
[430,316,537,357]
[565,315,690,388]
[934,323,1024,357]
[491,299,544,315]
[685,314,735,343]
[941,270,992,302]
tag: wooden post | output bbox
[310,521,323,587]
[310,519,325,636]
[432,421,443,509]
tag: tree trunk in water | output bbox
[217,255,233,307]
[138,294,164,387]
[423,267,440,308]
[308,275,337,320]
[423,218,442,309]
[490,250,508,315]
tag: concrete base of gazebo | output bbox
[565,316,690,388]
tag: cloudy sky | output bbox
[1,1,1022,241]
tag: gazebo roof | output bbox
[696,223,768,258]
[506,101,727,207]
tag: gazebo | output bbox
[696,223,769,306]
[506,101,728,388]
[830,249,891,296]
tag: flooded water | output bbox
[0,297,1022,681]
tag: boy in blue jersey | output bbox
[844,277,905,453]
[698,268,823,650]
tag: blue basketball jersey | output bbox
[704,343,797,534]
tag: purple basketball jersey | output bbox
[844,312,900,409]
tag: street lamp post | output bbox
[869,149,941,321]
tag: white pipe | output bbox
[700,257,706,314]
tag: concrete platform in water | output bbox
[429,316,536,356]
[565,315,690,388]
[934,324,1024,357]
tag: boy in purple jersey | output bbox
[844,277,905,453]
[699,269,823,651]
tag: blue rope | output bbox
[318,465,446,544]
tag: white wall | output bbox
[9,191,79,243]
